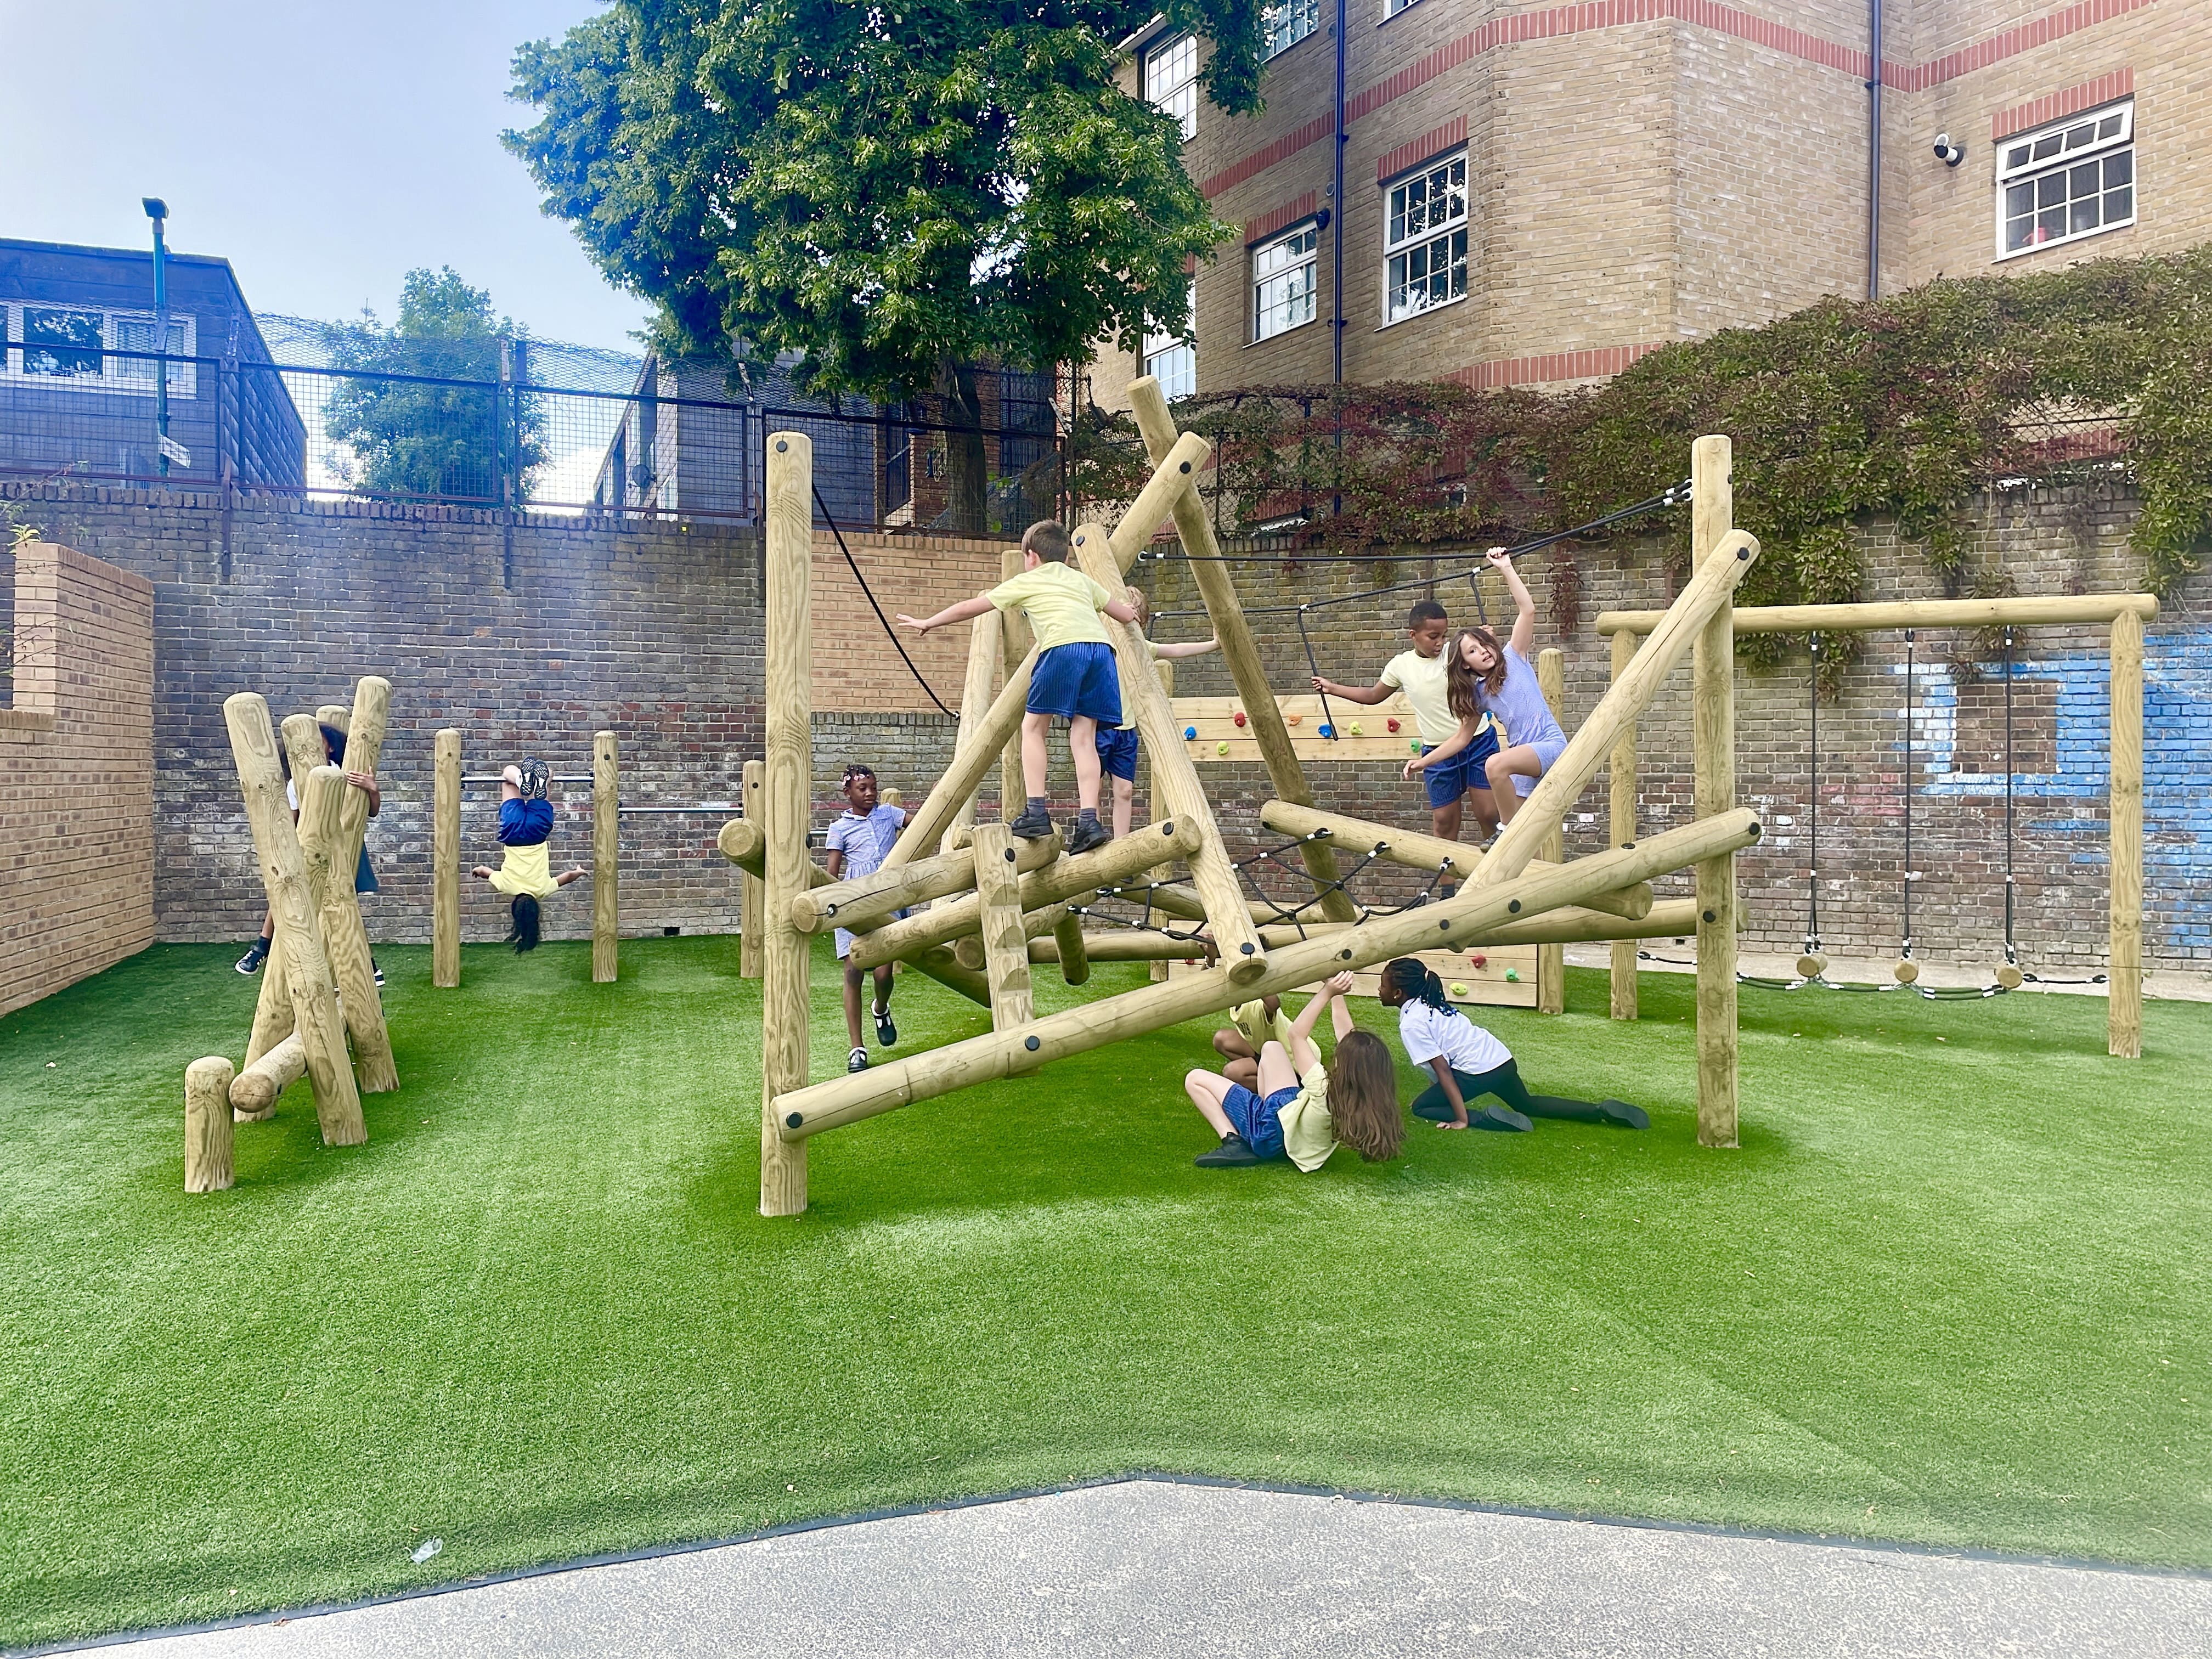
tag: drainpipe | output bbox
[1866,0,1883,300]
[1330,0,1347,385]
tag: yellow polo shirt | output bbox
[1276,1061,1338,1172]
[989,562,1115,652]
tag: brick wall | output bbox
[0,541,155,1015]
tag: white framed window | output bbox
[1263,0,1319,60]
[1142,280,1197,400]
[1383,0,1422,17]
[1251,223,1318,342]
[1384,151,1468,323]
[1143,33,1198,143]
[3,304,195,396]
[1997,101,2134,259]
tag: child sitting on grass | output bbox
[1211,995,1296,1090]
[472,758,588,952]
[896,520,1139,854]
[1099,587,1217,839]
[1376,958,1647,1131]
[1182,974,1404,1169]
[823,764,913,1075]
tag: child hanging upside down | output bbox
[1183,974,1404,1169]
[472,758,587,952]
[1376,958,1647,1131]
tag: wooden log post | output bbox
[760,431,812,1216]
[1595,593,2160,636]
[1052,908,1092,986]
[316,703,350,733]
[739,759,766,979]
[1126,379,1357,924]
[997,546,1034,823]
[434,729,461,988]
[945,610,1004,856]
[293,769,347,977]
[229,1032,306,1120]
[223,693,365,1147]
[1607,629,1640,1020]
[321,679,397,1093]
[1069,521,1267,984]
[242,714,336,1065]
[1536,646,1568,1015]
[1690,435,1740,1148]
[970,822,1036,1028]
[184,1057,236,1194]
[2108,610,2143,1059]
[594,730,619,983]
[955,898,1076,971]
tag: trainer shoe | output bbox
[518,756,551,800]
[1471,1104,1533,1133]
[873,1003,897,1047]
[847,1046,870,1074]
[372,957,385,988]
[1194,1131,1266,1167]
[234,941,268,975]
[1598,1099,1650,1130]
[1065,817,1111,855]
[1008,806,1055,840]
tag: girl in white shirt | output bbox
[1378,959,1649,1132]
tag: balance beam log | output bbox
[434,729,460,987]
[324,678,397,1094]
[791,831,1062,935]
[881,644,1042,870]
[775,809,1762,1141]
[717,817,834,889]
[847,816,1201,972]
[184,1057,236,1194]
[954,899,1075,971]
[594,731,619,983]
[1253,802,1652,920]
[1595,593,2158,635]
[229,1031,306,1120]
[223,693,364,1147]
[1253,899,1701,950]
[1127,378,1357,927]
[1028,931,1216,965]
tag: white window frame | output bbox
[1263,0,1319,60]
[1,303,196,397]
[1250,222,1319,344]
[1143,32,1199,143]
[1142,279,1197,400]
[1994,100,2135,262]
[1381,0,1423,19]
[1382,150,1469,325]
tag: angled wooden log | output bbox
[1051,908,1092,985]
[1690,435,1739,1148]
[244,713,337,1064]
[433,728,461,988]
[996,545,1034,826]
[594,730,619,983]
[1070,521,1266,984]
[1127,378,1356,925]
[184,1057,236,1194]
[761,431,812,1215]
[970,822,1035,1029]
[848,816,1200,971]
[1607,628,1640,1021]
[739,759,766,978]
[775,809,1763,1141]
[792,831,1062,935]
[954,899,1076,972]
[881,645,1041,870]
[229,1031,306,1120]
[944,608,1004,856]
[1254,898,1701,950]
[1104,430,1212,572]
[1536,646,1568,1015]
[324,677,397,1094]
[223,693,364,1147]
[907,945,992,1006]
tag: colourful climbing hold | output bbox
[1317,724,1334,739]
[1217,741,1230,756]
[1348,721,1364,737]
[1449,981,1470,1000]
[1184,726,1198,740]
[1504,969,1520,983]
[1408,738,1423,754]
[1468,953,1487,969]
[1286,713,1301,725]
[1232,710,1247,727]
[1386,718,1401,733]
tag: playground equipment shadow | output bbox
[0,939,2204,1651]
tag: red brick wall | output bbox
[810,531,1009,713]
[0,543,155,1016]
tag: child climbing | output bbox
[235,721,385,984]
[896,520,1139,854]
[823,764,913,1074]
[471,757,588,952]
[1182,973,1404,1169]
[1312,598,1498,871]
[1406,549,1567,829]
[1376,958,1647,1131]
[1100,587,1217,839]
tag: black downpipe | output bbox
[1329,0,1348,519]
[1867,0,1883,300]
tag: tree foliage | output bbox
[323,268,545,503]
[505,0,1255,530]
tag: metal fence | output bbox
[0,340,1070,534]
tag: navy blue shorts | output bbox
[498,797,555,848]
[1028,642,1123,726]
[1421,724,1501,810]
[1221,1081,1295,1160]
[1096,726,1140,781]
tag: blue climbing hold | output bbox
[1318,724,1334,739]
[1184,725,1198,740]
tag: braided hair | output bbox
[1382,957,1462,1018]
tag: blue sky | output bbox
[5,1,652,352]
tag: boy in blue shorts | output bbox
[898,520,1139,854]
[471,757,589,952]
[824,764,913,1074]
[1099,586,1217,838]
[1312,599,1498,882]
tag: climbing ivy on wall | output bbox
[1073,243,2212,622]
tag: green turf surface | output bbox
[0,939,2205,1646]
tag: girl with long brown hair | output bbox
[1183,974,1405,1167]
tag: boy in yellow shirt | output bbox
[898,520,1138,853]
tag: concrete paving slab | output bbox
[74,1480,2212,1658]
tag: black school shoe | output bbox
[234,941,268,975]
[1065,817,1111,855]
[847,1046,870,1074]
[1195,1131,1266,1167]
[873,1003,897,1047]
[1598,1099,1650,1129]
[1008,806,1055,840]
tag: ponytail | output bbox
[509,894,542,953]
[1383,957,1462,1017]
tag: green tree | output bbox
[323,268,546,503]
[504,0,1257,532]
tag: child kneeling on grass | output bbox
[1183,974,1404,1169]
[1376,958,1647,1132]
[471,758,588,952]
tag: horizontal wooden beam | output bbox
[716,819,832,889]
[1595,593,2157,636]
[1254,899,1700,949]
[789,830,1062,935]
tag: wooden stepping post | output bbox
[1690,436,1739,1148]
[1607,628,1640,1021]
[185,1057,236,1193]
[324,678,397,1094]
[740,759,765,979]
[434,729,461,988]
[1536,647,1567,1015]
[970,821,1035,1028]
[760,431,812,1216]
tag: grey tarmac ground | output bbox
[67,1479,2212,1658]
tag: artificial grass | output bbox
[0,939,2206,1647]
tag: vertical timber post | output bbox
[1536,646,1567,1014]
[761,432,812,1215]
[2108,610,2143,1058]
[997,546,1033,821]
[433,729,460,988]
[1607,630,1640,1020]
[740,759,765,979]
[1691,435,1739,1148]
[970,821,1036,1028]
[184,1057,236,1194]
[944,608,1005,857]
[593,731,619,983]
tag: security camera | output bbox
[1933,134,1966,167]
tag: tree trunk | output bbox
[936,357,989,536]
